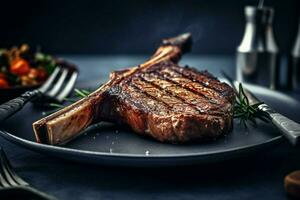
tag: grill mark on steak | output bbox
[152,71,221,106]
[111,86,150,114]
[158,68,231,105]
[141,73,213,108]
[137,75,225,116]
[120,83,172,115]
[170,66,232,99]
[143,61,234,104]
[128,83,172,111]
[130,78,199,115]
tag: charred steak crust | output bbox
[105,61,235,143]
[32,33,235,145]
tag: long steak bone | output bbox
[33,33,193,145]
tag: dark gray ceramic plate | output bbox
[0,81,299,166]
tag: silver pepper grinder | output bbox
[236,6,280,89]
[288,18,300,90]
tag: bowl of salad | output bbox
[0,44,76,103]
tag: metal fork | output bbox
[0,148,58,200]
[0,66,78,122]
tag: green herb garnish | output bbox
[234,83,270,127]
[74,88,91,97]
[43,88,91,115]
[35,52,56,74]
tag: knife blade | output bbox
[222,71,300,146]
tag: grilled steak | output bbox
[33,33,235,145]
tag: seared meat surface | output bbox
[104,61,235,143]
[33,33,235,145]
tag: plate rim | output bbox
[0,129,283,159]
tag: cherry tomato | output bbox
[0,78,9,88]
[10,59,30,76]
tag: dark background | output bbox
[0,0,299,55]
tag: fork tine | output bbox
[0,149,59,200]
[39,67,62,93]
[46,68,69,97]
[0,148,19,187]
[56,71,78,102]
[0,148,28,186]
[0,169,9,188]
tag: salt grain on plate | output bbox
[145,151,150,156]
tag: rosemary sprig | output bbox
[43,88,91,115]
[234,83,270,127]
[74,88,90,97]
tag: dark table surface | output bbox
[1,55,300,200]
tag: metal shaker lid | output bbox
[245,6,274,24]
[292,18,300,57]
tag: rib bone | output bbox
[33,33,192,145]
